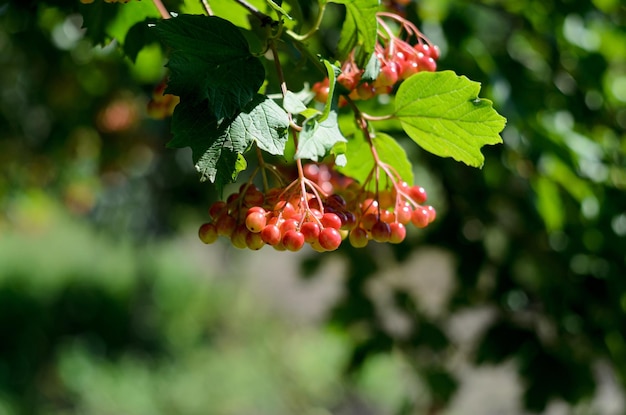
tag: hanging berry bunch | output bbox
[81,0,504,252]
[312,12,441,103]
[198,158,437,251]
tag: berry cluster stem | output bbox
[151,0,170,19]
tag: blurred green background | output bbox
[1,0,625,414]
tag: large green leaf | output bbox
[169,95,288,188]
[220,95,290,156]
[154,14,265,120]
[331,0,379,67]
[337,130,414,188]
[395,71,506,168]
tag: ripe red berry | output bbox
[389,222,407,244]
[342,211,357,230]
[356,83,376,100]
[245,211,267,233]
[318,227,342,251]
[409,185,428,204]
[215,214,237,237]
[337,72,359,91]
[226,192,239,205]
[261,224,281,245]
[411,207,430,228]
[198,222,218,244]
[321,212,342,230]
[360,213,378,231]
[303,163,320,181]
[280,218,299,234]
[361,198,379,216]
[244,191,264,207]
[309,238,327,252]
[231,224,250,249]
[246,231,265,250]
[208,201,227,219]
[282,230,305,251]
[325,193,347,209]
[430,45,441,60]
[380,209,395,224]
[374,62,399,88]
[399,59,419,79]
[396,203,413,224]
[414,43,430,56]
[425,205,437,223]
[349,227,369,248]
[301,221,321,243]
[423,56,437,72]
[312,80,330,103]
[275,201,296,219]
[371,220,391,242]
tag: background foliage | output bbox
[1,0,625,414]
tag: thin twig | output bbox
[233,0,275,26]
[200,0,213,15]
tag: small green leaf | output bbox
[331,0,379,67]
[360,51,381,83]
[283,91,308,114]
[106,0,161,43]
[331,141,348,167]
[123,18,159,62]
[78,2,119,45]
[395,71,506,168]
[154,14,265,120]
[337,130,414,188]
[320,59,341,121]
[169,94,288,188]
[295,111,347,161]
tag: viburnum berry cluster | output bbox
[312,12,440,104]
[191,8,446,253]
[83,0,504,253]
[198,160,436,252]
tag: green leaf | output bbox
[360,51,381,83]
[331,0,379,67]
[78,0,182,46]
[320,59,341,121]
[123,18,159,62]
[78,2,120,45]
[223,94,290,156]
[154,14,265,120]
[283,91,308,114]
[295,111,347,161]
[395,71,506,168]
[169,95,288,188]
[331,141,348,167]
[106,0,162,43]
[336,130,414,188]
